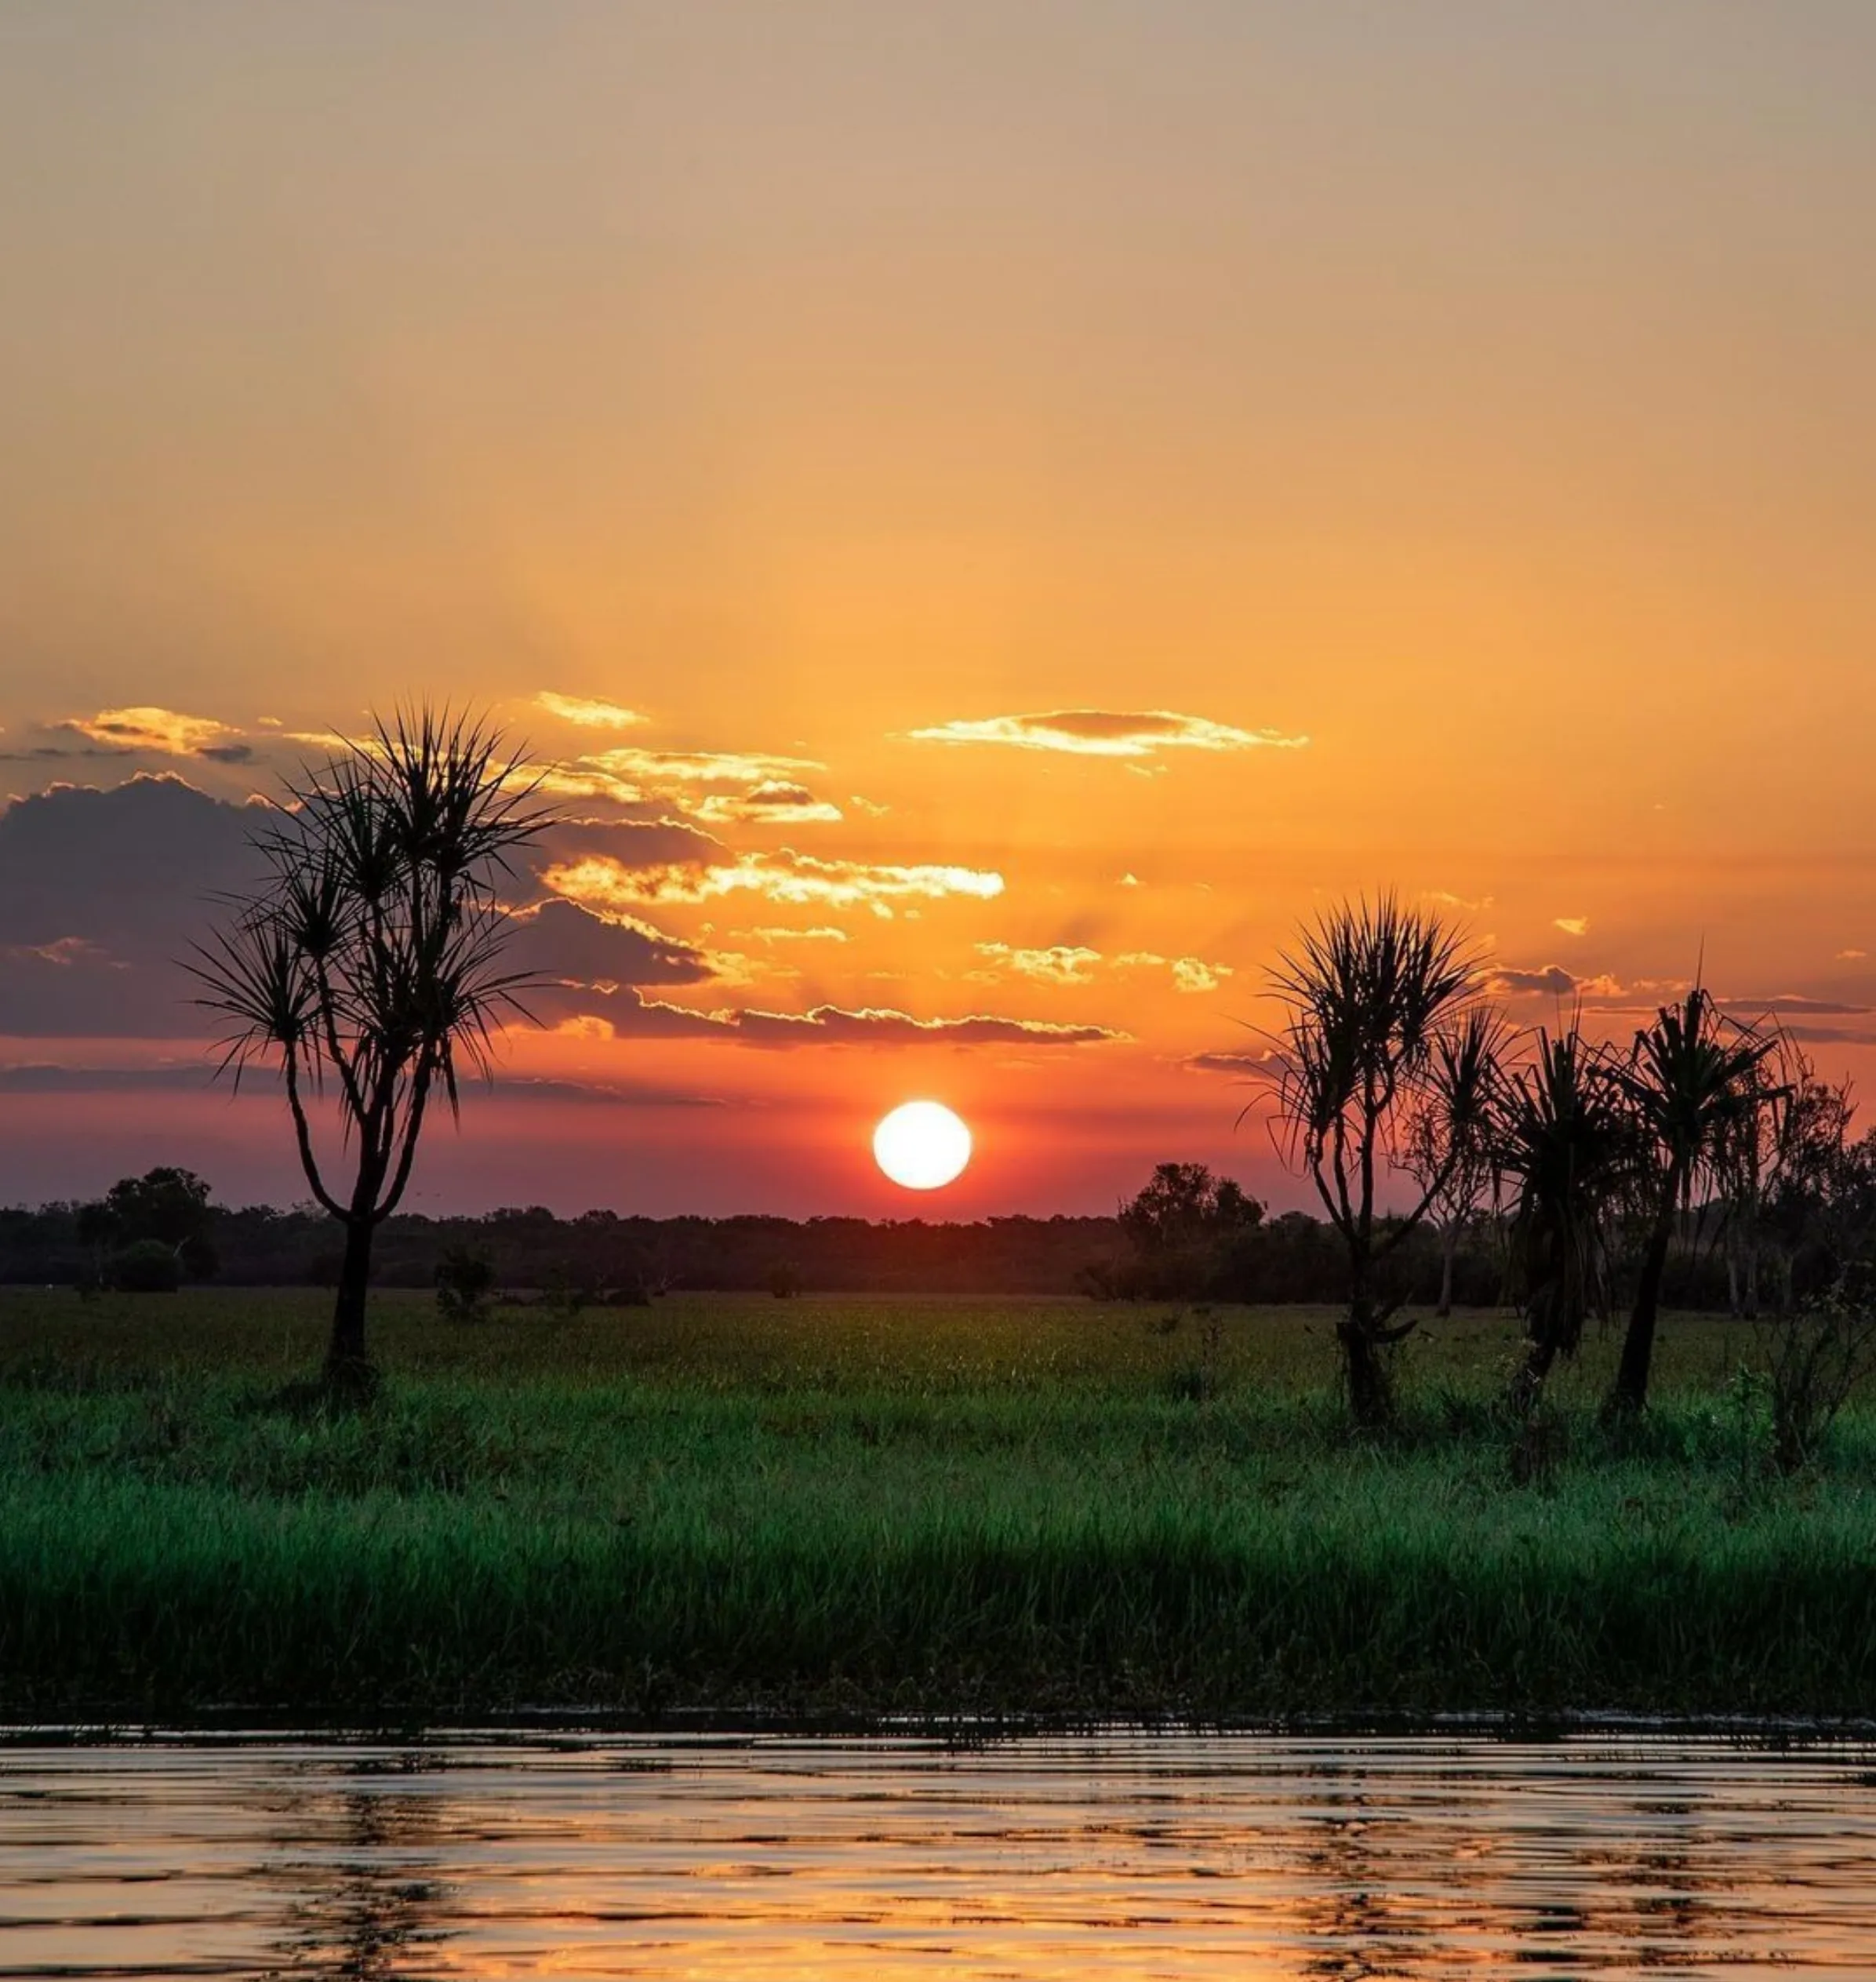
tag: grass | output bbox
[2,1287,1873,1724]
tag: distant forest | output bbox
[0,1162,1743,1311]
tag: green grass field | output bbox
[3,1288,1874,1725]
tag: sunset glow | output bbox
[1,6,1872,1217]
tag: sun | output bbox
[873,1100,972,1191]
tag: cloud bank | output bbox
[909,709,1307,758]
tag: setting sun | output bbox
[872,1101,972,1191]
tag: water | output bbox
[3,1731,1874,1977]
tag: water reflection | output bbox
[1,1732,1873,1978]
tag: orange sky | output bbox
[2,4,1874,1213]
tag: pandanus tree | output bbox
[1267,895,1492,1428]
[1711,1037,1846,1319]
[1605,987,1780,1418]
[192,709,549,1387]
[1402,1006,1511,1317]
[1494,1022,1637,1415]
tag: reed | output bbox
[2,1289,1871,1721]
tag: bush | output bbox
[106,1241,182,1294]
[434,1245,495,1323]
[1758,1278,1876,1473]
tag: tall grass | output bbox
[2,1289,1873,1721]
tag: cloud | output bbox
[580,744,822,790]
[544,849,1005,917]
[1838,949,1867,961]
[736,1006,1123,1047]
[1554,917,1590,937]
[1186,1051,1274,1076]
[973,942,1102,986]
[969,945,1234,994]
[735,926,850,944]
[535,692,648,729]
[1485,964,1625,1000]
[56,707,251,762]
[0,1062,219,1095]
[0,775,272,1037]
[1721,995,1874,1017]
[531,990,1122,1049]
[908,709,1307,758]
[529,816,722,878]
[1426,889,1493,911]
[500,898,718,990]
[1781,1026,1876,1049]
[693,780,844,825]
[1170,957,1234,994]
[0,1060,726,1108]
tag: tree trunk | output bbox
[1508,1330,1561,1419]
[325,1216,376,1390]
[1338,1293,1394,1431]
[1436,1221,1458,1319]
[1607,1186,1678,1420]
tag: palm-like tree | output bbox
[1268,893,1489,1428]
[192,708,549,1387]
[1403,1006,1511,1317]
[1494,1022,1637,1414]
[1605,987,1779,1417]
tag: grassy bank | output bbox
[3,1289,1873,1722]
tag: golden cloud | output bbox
[736,925,851,944]
[59,707,249,761]
[908,709,1307,758]
[1170,956,1234,994]
[580,744,823,790]
[535,692,649,729]
[693,780,844,825]
[544,849,1004,916]
[973,942,1102,986]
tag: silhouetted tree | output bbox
[434,1242,496,1322]
[1605,987,1779,1418]
[1494,1021,1636,1415]
[1114,1161,1263,1296]
[1267,894,1489,1428]
[1402,1007,1507,1316]
[192,708,549,1387]
[104,1166,217,1278]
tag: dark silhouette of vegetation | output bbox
[104,1238,184,1293]
[191,708,549,1390]
[104,1166,219,1278]
[68,1167,219,1294]
[434,1244,495,1323]
[1093,1161,1264,1299]
[1606,989,1779,1420]
[1495,1023,1637,1416]
[1402,1009,1508,1317]
[1267,894,1489,1428]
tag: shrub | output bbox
[106,1241,182,1294]
[434,1245,495,1323]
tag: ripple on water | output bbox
[2,1733,1875,1978]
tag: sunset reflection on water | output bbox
[3,1733,1874,1978]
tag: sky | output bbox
[2,2,1875,1216]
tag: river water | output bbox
[2,1731,1874,1977]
